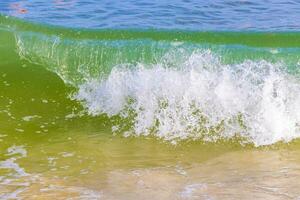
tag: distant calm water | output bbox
[0,0,300,30]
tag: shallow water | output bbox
[1,1,300,199]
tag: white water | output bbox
[76,50,300,146]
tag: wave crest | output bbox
[75,50,300,146]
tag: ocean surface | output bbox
[1,1,300,199]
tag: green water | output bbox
[2,15,300,199]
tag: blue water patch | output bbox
[0,0,300,31]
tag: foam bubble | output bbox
[75,50,300,146]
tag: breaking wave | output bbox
[2,14,300,146]
[76,50,300,146]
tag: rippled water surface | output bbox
[1,1,300,199]
[1,0,300,30]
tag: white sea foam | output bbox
[75,50,300,146]
[0,146,29,199]
[180,183,207,199]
